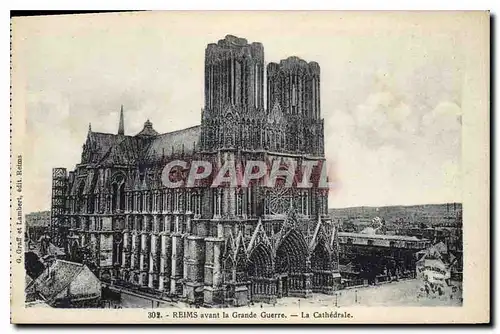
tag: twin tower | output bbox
[200,35,324,156]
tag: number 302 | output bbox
[148,312,161,319]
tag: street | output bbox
[266,279,462,308]
[112,279,462,309]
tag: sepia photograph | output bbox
[10,11,489,324]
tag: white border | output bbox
[3,1,496,333]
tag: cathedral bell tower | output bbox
[201,35,265,151]
[266,57,324,156]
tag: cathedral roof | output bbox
[87,132,118,161]
[102,136,144,165]
[82,122,200,166]
[144,125,200,162]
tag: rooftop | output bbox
[85,121,201,166]
[32,259,86,302]
[338,231,426,242]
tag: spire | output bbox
[118,105,124,135]
[88,123,92,133]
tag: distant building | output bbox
[416,241,462,283]
[392,225,463,278]
[27,259,101,308]
[338,231,431,285]
[331,203,463,227]
[25,211,51,241]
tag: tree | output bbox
[25,252,45,279]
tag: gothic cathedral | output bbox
[51,35,341,307]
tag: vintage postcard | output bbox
[10,11,489,324]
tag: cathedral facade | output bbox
[51,35,341,307]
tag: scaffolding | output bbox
[51,167,68,247]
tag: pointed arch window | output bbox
[223,256,234,283]
[302,191,309,216]
[111,183,119,212]
[244,122,249,145]
[157,190,161,212]
[264,190,270,215]
[292,83,297,107]
[242,188,247,216]
[119,184,125,211]
[138,217,144,232]
[191,191,202,216]
[247,186,254,216]
[94,195,100,214]
[151,191,156,212]
[212,189,216,216]
[147,216,153,232]
[159,217,165,232]
[162,189,167,212]
[110,174,125,212]
[168,189,173,212]
[190,192,195,214]
[185,191,191,213]
[138,192,143,212]
[158,190,164,212]
[281,130,286,151]
[212,188,223,217]
[236,188,243,216]
[179,190,185,212]
[148,191,153,212]
[174,190,180,212]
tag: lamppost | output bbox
[335,293,338,307]
[355,289,358,304]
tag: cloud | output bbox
[422,101,462,150]
[325,71,462,207]
[24,90,86,214]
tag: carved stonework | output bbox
[50,34,337,308]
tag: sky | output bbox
[13,11,468,212]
